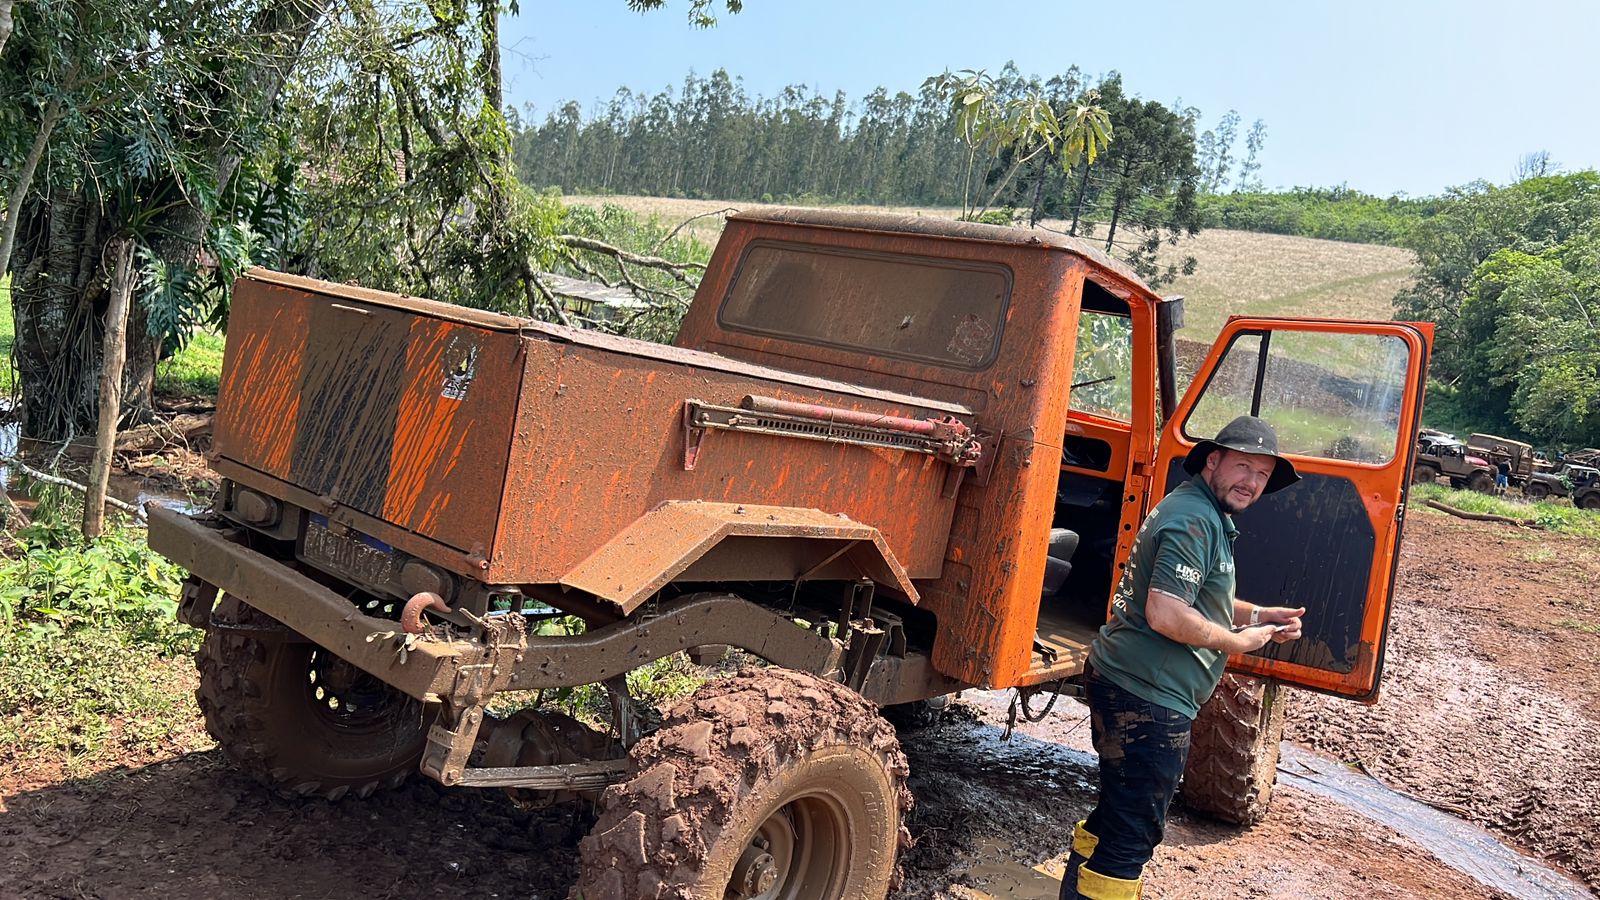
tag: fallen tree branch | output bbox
[4,457,147,521]
[557,234,705,284]
[1423,498,1536,528]
[520,265,573,327]
[653,206,737,253]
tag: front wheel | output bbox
[1526,482,1551,501]
[1179,674,1284,826]
[1468,471,1494,493]
[1580,492,1600,510]
[196,596,432,800]
[573,668,911,900]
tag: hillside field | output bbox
[563,194,1418,348]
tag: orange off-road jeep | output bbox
[149,209,1432,899]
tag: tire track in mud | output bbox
[1286,512,1600,894]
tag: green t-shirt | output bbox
[1087,476,1239,718]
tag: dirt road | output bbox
[2,510,1595,898]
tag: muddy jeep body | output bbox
[1467,432,1535,488]
[149,209,1432,898]
[1413,437,1495,492]
[1526,464,1600,507]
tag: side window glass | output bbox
[1069,312,1134,421]
[1182,330,1411,464]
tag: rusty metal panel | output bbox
[911,261,1090,689]
[378,316,523,555]
[214,278,521,555]
[491,338,960,586]
[214,280,310,477]
[558,501,916,614]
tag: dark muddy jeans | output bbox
[1080,666,1193,881]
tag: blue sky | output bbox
[502,1,1598,198]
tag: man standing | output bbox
[1063,416,1306,900]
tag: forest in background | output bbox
[511,65,1443,251]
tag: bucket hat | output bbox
[1183,415,1300,494]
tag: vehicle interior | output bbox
[1030,279,1142,673]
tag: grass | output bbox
[1555,618,1600,635]
[1411,482,1600,539]
[1524,545,1559,564]
[0,274,225,403]
[154,331,225,399]
[0,501,206,775]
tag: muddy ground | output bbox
[2,505,1597,898]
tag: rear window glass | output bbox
[718,241,1011,369]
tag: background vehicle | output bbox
[1413,437,1495,492]
[148,210,1432,899]
[1525,464,1600,507]
[1468,433,1535,488]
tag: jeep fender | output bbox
[559,500,919,615]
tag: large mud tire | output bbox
[1580,492,1600,511]
[1179,674,1283,826]
[196,595,431,800]
[1411,462,1439,485]
[573,667,911,900]
[1526,481,1551,501]
[1468,470,1494,494]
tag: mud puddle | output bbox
[1278,744,1591,900]
[900,690,1582,899]
[0,416,202,516]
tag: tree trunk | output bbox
[11,0,327,444]
[11,193,118,441]
[0,97,64,279]
[0,0,14,60]
[1069,162,1092,236]
[83,237,133,539]
[1028,157,1048,227]
[1103,160,1137,252]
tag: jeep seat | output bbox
[1041,528,1080,597]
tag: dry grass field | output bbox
[564,194,1417,347]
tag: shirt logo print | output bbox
[1175,563,1203,585]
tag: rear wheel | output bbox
[573,667,911,900]
[1411,463,1438,485]
[1179,674,1284,826]
[1580,492,1600,510]
[196,596,431,800]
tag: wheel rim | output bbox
[727,792,851,900]
[306,648,415,733]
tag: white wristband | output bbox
[1249,606,1261,626]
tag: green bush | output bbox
[1192,188,1440,246]
[0,521,202,767]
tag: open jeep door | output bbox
[1152,317,1433,700]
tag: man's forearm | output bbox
[1231,599,1256,627]
[1149,590,1248,653]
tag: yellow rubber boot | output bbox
[1058,820,1099,899]
[1076,864,1142,900]
[1073,820,1099,858]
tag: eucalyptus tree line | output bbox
[511,63,1217,285]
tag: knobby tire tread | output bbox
[195,596,424,802]
[572,667,912,900]
[1179,673,1283,826]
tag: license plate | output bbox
[301,516,398,588]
